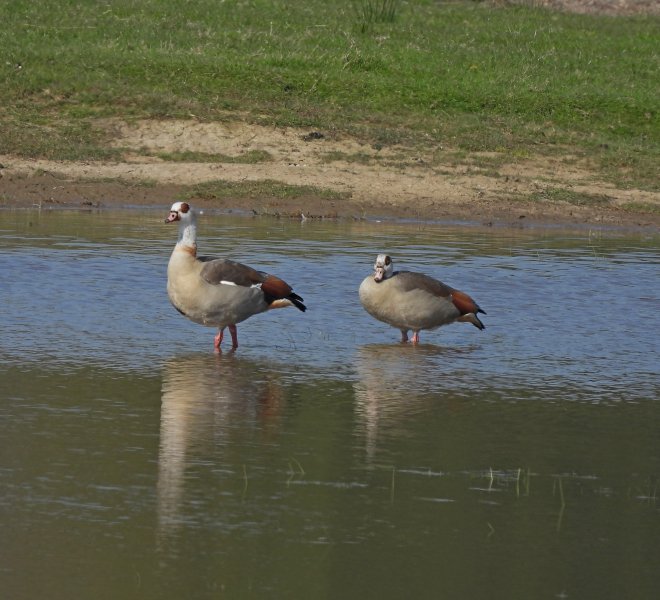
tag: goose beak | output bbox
[374,267,385,282]
[165,211,179,223]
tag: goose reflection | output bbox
[156,353,284,545]
[353,344,475,462]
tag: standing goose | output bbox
[359,254,485,344]
[165,202,306,350]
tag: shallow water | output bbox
[1,208,659,599]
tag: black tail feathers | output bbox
[289,293,307,312]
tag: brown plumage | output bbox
[359,254,485,344]
[165,202,306,350]
[197,257,305,311]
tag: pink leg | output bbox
[400,330,409,343]
[214,328,225,350]
[228,324,238,349]
[411,331,420,344]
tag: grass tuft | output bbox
[530,187,614,207]
[153,150,272,164]
[355,0,402,33]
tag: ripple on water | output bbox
[0,210,658,403]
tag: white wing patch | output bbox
[219,281,263,289]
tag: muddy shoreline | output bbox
[1,118,658,231]
[2,167,658,232]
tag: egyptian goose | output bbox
[359,254,485,344]
[165,202,306,350]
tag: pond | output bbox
[1,207,659,599]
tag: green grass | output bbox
[0,0,658,188]
[185,179,348,202]
[621,201,660,214]
[529,186,614,206]
[152,150,272,164]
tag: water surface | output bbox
[1,208,659,599]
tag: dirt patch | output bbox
[1,118,658,229]
[524,0,660,16]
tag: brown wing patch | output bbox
[450,289,480,315]
[261,275,294,299]
[262,276,307,312]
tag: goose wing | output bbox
[200,258,306,311]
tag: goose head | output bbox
[373,254,393,282]
[165,202,198,250]
[165,201,194,224]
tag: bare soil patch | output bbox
[526,0,660,16]
[1,117,658,229]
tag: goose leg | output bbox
[400,330,409,343]
[228,324,239,349]
[214,328,225,350]
[411,331,421,344]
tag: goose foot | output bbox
[411,331,420,344]
[400,330,409,343]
